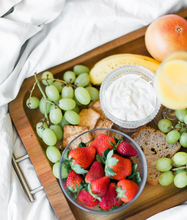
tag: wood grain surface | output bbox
[9,8,187,220]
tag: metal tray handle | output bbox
[12,154,44,202]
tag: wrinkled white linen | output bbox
[1,0,187,220]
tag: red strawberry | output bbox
[116,179,139,203]
[85,161,105,183]
[105,150,132,180]
[88,176,110,200]
[99,182,123,210]
[78,189,99,207]
[68,146,96,173]
[66,170,84,195]
[90,134,116,156]
[117,141,137,157]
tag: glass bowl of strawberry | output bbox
[59,128,147,215]
[99,65,161,132]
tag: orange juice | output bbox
[154,60,187,109]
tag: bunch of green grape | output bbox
[156,152,187,188]
[26,64,99,178]
[158,109,187,147]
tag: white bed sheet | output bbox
[1,0,187,219]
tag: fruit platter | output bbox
[9,8,187,220]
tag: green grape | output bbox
[174,169,185,176]
[184,115,187,124]
[171,152,187,166]
[49,107,63,125]
[64,110,80,125]
[46,146,61,163]
[156,158,172,172]
[59,117,70,129]
[61,86,74,99]
[49,104,56,112]
[85,87,99,101]
[58,98,76,111]
[41,71,54,85]
[175,109,187,122]
[45,85,60,102]
[73,95,82,106]
[36,122,48,138]
[50,124,63,141]
[166,130,180,144]
[74,73,90,87]
[180,133,187,148]
[63,71,76,83]
[53,162,60,179]
[158,119,172,133]
[26,96,40,109]
[174,171,187,188]
[53,161,69,179]
[73,64,89,75]
[42,128,57,146]
[175,123,186,134]
[61,161,69,179]
[74,87,91,105]
[39,97,52,114]
[72,105,80,114]
[52,81,64,93]
[158,171,174,186]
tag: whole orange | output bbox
[145,14,187,62]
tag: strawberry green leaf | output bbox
[135,172,141,183]
[78,141,86,148]
[74,183,79,192]
[126,164,141,183]
[67,186,75,193]
[106,149,114,160]
[61,160,72,176]
[64,149,71,160]
[67,183,82,199]
[104,150,118,177]
[96,154,103,163]
[102,148,110,162]
[116,185,127,201]
[84,183,89,192]
[71,164,88,174]
[111,135,122,149]
[127,164,138,179]
[111,205,122,210]
[110,140,116,148]
[105,167,116,177]
[66,189,76,199]
[106,150,118,167]
[87,183,101,202]
[107,157,118,167]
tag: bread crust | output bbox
[131,126,181,185]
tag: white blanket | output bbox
[1,0,187,219]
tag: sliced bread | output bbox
[131,126,181,185]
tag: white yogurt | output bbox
[104,74,156,121]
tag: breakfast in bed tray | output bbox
[9,10,187,220]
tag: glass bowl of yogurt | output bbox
[100,65,161,131]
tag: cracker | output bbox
[91,100,106,120]
[88,100,98,108]
[63,125,88,148]
[63,129,93,149]
[93,118,113,138]
[63,125,88,139]
[95,118,114,129]
[78,108,100,130]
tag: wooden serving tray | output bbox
[9,8,187,220]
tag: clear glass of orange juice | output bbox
[154,51,187,120]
